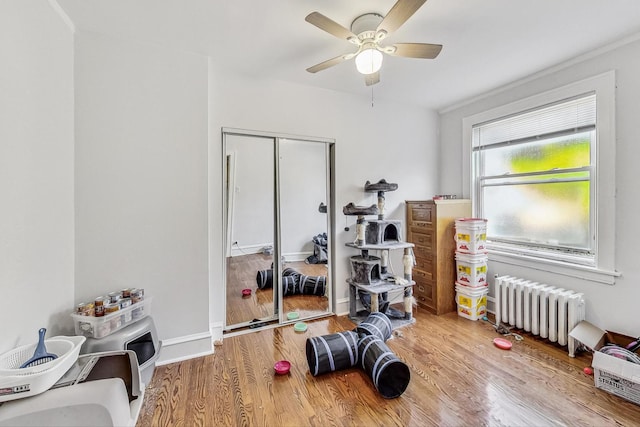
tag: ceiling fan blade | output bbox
[377,0,427,35]
[305,12,359,42]
[387,43,442,59]
[306,54,353,73]
[364,72,380,86]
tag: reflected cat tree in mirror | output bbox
[344,179,415,327]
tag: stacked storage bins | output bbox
[454,218,489,320]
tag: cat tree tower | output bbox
[343,179,415,323]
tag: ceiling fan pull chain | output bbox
[371,86,375,107]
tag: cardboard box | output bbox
[569,321,640,405]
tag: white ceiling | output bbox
[56,0,640,110]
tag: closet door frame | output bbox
[222,127,335,332]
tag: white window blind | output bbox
[473,94,596,149]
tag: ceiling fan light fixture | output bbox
[305,0,438,84]
[355,48,383,75]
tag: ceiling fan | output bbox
[305,0,442,86]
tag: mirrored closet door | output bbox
[222,128,334,332]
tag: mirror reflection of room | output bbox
[279,139,330,321]
[225,134,276,327]
[224,131,333,331]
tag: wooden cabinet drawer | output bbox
[410,222,432,234]
[413,281,434,310]
[410,231,432,248]
[415,295,432,309]
[414,280,433,297]
[412,267,433,282]
[412,245,433,261]
[413,257,434,277]
[410,208,432,223]
[409,202,431,210]
[413,286,430,301]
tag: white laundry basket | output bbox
[0,335,85,402]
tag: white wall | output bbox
[439,36,640,336]
[0,1,74,353]
[74,31,211,359]
[209,71,439,323]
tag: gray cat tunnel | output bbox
[306,330,359,377]
[358,334,410,399]
[255,268,326,296]
[305,312,410,398]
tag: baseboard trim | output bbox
[335,297,350,317]
[283,251,312,262]
[156,331,213,366]
[231,242,271,257]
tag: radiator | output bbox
[494,275,586,357]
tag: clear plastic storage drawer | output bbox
[70,297,152,339]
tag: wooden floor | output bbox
[138,308,640,427]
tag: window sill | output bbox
[488,248,620,285]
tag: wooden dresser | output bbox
[405,199,471,314]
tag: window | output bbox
[473,94,596,264]
[463,71,617,284]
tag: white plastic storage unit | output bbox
[454,218,489,321]
[71,297,161,386]
[80,316,161,387]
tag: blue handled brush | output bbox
[20,328,58,368]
